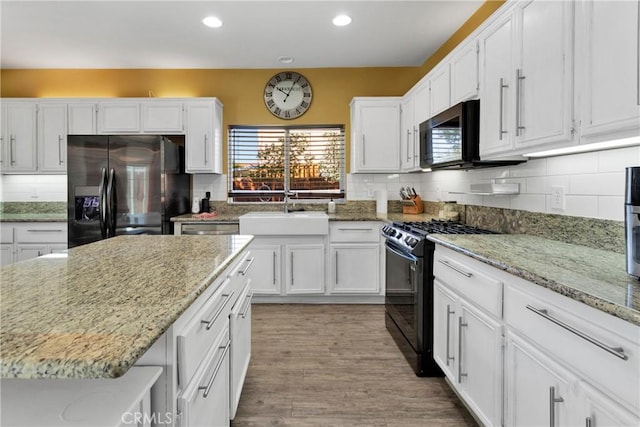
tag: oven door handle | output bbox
[385,241,418,264]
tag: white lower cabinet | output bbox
[248,244,281,295]
[433,247,504,427]
[505,331,576,427]
[2,222,68,265]
[329,245,379,294]
[229,282,252,420]
[285,243,325,294]
[433,243,640,427]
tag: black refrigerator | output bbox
[67,135,190,248]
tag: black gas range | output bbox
[382,220,495,376]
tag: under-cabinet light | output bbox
[524,136,640,158]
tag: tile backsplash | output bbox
[2,145,638,221]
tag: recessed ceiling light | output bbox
[278,56,294,64]
[202,16,223,28]
[332,14,352,27]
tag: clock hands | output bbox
[280,76,302,104]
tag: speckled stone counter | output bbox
[0,234,253,379]
[0,202,67,222]
[427,234,640,326]
[171,212,392,222]
[0,213,66,222]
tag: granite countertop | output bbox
[171,211,437,223]
[0,213,67,222]
[0,234,254,379]
[428,234,640,326]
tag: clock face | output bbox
[264,71,312,120]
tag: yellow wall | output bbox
[0,0,504,173]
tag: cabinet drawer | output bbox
[15,224,67,243]
[177,279,234,388]
[433,247,503,317]
[177,326,230,427]
[505,281,640,412]
[329,222,380,243]
[1,226,13,244]
[226,250,253,300]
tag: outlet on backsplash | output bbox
[551,186,566,211]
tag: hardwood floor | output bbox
[232,304,477,427]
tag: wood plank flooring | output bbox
[232,304,477,427]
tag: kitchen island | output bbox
[0,234,253,379]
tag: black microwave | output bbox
[419,100,524,170]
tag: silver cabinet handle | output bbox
[406,129,411,162]
[290,252,294,287]
[499,78,509,140]
[26,229,63,232]
[335,251,339,285]
[549,386,564,427]
[526,305,628,360]
[199,339,230,398]
[239,257,255,275]
[203,134,208,165]
[201,290,235,330]
[438,259,472,278]
[362,134,366,165]
[0,136,3,163]
[10,135,16,165]
[413,126,419,159]
[585,417,592,427]
[240,290,252,318]
[337,228,373,232]
[58,135,64,165]
[457,316,467,383]
[272,251,277,285]
[516,68,526,136]
[446,304,455,366]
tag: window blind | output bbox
[228,125,345,203]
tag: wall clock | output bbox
[264,71,312,120]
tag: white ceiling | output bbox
[0,0,484,69]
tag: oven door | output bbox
[385,241,424,352]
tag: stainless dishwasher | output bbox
[178,222,239,235]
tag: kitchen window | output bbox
[228,125,345,203]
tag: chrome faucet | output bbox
[284,190,297,213]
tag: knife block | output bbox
[402,195,424,214]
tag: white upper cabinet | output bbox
[479,11,517,157]
[142,102,184,134]
[400,94,417,172]
[429,64,451,117]
[413,78,430,126]
[350,97,401,173]
[185,99,223,174]
[1,102,37,173]
[97,102,141,133]
[574,0,640,144]
[514,0,575,152]
[38,103,67,173]
[450,40,480,105]
[68,102,97,135]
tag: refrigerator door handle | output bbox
[107,168,116,237]
[99,167,108,239]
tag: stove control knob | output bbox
[397,233,403,239]
[405,237,417,247]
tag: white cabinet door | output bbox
[451,40,480,105]
[329,244,379,294]
[16,245,48,261]
[413,80,430,126]
[505,332,577,427]
[38,103,67,173]
[247,244,281,295]
[350,98,401,173]
[515,0,574,151]
[68,102,97,135]
[285,244,325,294]
[575,0,640,144]
[579,381,640,427]
[458,301,503,427]
[98,102,141,133]
[429,65,451,116]
[479,11,516,157]
[400,95,416,171]
[185,101,222,174]
[3,102,37,173]
[229,284,252,420]
[142,102,184,133]
[433,280,458,382]
[1,244,13,266]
